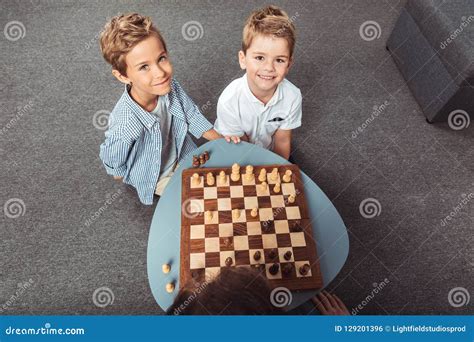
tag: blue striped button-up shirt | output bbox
[99,78,213,205]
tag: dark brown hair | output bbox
[167,267,281,315]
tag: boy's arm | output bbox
[273,90,302,160]
[202,128,243,143]
[198,94,246,143]
[215,99,247,141]
[202,128,221,141]
[239,134,249,142]
[273,129,292,160]
[99,131,133,180]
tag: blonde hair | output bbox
[242,5,296,57]
[99,13,167,76]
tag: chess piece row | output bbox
[191,171,227,187]
[192,165,294,190]
[225,250,286,265]
[267,262,310,276]
[192,151,210,167]
[253,249,293,262]
[220,250,310,276]
[250,261,310,276]
[255,166,293,183]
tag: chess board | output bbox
[180,164,323,291]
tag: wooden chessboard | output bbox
[180,164,323,291]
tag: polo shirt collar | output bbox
[243,73,283,107]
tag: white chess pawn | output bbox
[207,172,215,186]
[270,168,279,181]
[288,193,296,204]
[274,182,281,193]
[231,172,240,182]
[166,283,175,293]
[232,208,241,220]
[205,210,213,220]
[218,171,226,185]
[250,207,258,217]
[258,169,267,182]
[260,181,268,191]
[245,165,254,181]
[231,165,240,181]
[192,173,200,186]
[162,264,171,274]
[283,170,292,183]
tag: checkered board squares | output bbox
[204,187,217,199]
[282,182,296,195]
[180,164,323,291]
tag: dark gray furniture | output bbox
[387,0,474,123]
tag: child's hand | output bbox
[113,176,123,181]
[311,290,350,315]
[224,135,241,144]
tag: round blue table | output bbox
[147,139,349,312]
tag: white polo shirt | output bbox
[214,74,302,150]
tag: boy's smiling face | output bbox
[113,34,173,98]
[239,34,292,101]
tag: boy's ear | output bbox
[287,57,294,70]
[111,69,131,85]
[238,50,247,70]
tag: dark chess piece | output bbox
[225,257,233,267]
[269,263,279,275]
[203,151,209,161]
[199,154,205,165]
[299,264,310,276]
[268,249,277,260]
[282,263,293,275]
[253,251,261,261]
[192,156,200,167]
[284,251,292,261]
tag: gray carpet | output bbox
[1,0,472,315]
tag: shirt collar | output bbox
[243,73,283,107]
[123,84,171,131]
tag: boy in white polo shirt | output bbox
[215,5,302,160]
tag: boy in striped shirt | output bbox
[98,13,234,205]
